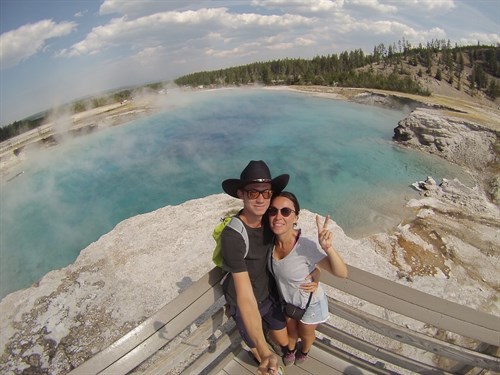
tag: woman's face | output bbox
[268,196,298,236]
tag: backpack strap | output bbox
[227,217,249,259]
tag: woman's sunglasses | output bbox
[268,207,296,217]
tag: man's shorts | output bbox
[228,297,286,348]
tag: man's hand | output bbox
[258,353,278,375]
[300,266,321,293]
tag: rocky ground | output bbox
[0,86,499,374]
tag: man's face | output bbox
[238,182,273,217]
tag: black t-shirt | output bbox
[221,219,274,306]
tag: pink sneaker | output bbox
[282,349,296,366]
[295,350,309,364]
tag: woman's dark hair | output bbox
[272,191,300,214]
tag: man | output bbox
[221,160,289,375]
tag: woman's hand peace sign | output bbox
[316,214,333,251]
[315,214,349,279]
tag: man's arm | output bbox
[232,272,275,368]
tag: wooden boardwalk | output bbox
[212,344,382,375]
[69,266,500,375]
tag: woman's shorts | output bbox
[300,296,329,324]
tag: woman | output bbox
[267,191,348,366]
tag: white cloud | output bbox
[74,10,88,18]
[337,17,410,36]
[0,19,76,69]
[99,0,199,17]
[228,12,314,27]
[370,20,415,35]
[252,0,344,14]
[267,42,294,50]
[334,18,450,48]
[398,0,456,12]
[58,8,314,58]
[296,36,316,46]
[347,0,397,14]
[135,46,166,60]
[132,46,168,68]
[459,33,500,46]
[424,27,448,40]
[206,42,261,58]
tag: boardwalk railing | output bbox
[69,266,500,374]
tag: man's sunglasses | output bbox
[245,189,273,199]
[268,207,296,217]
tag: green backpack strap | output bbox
[212,216,249,268]
[227,217,249,258]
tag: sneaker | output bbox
[282,349,296,367]
[295,350,309,364]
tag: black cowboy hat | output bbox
[222,160,289,198]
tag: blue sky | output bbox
[1,0,498,126]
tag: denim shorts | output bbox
[228,297,286,348]
[300,296,329,324]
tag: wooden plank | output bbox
[294,346,346,375]
[231,349,263,374]
[223,342,380,375]
[328,297,500,371]
[69,267,226,375]
[322,266,500,346]
[312,338,396,375]
[100,282,225,374]
[140,308,230,375]
[212,331,386,375]
[303,344,383,375]
[187,325,242,375]
[222,351,255,375]
[449,344,500,375]
[318,322,454,374]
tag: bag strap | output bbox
[219,216,249,286]
[305,290,313,309]
[227,217,249,258]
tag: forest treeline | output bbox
[1,41,498,142]
[175,40,499,98]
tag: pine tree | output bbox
[435,68,442,81]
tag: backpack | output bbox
[212,216,249,268]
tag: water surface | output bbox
[0,88,471,298]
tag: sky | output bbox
[0,0,499,126]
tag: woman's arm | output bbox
[316,215,348,278]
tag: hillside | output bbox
[364,48,499,110]
[174,43,500,112]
